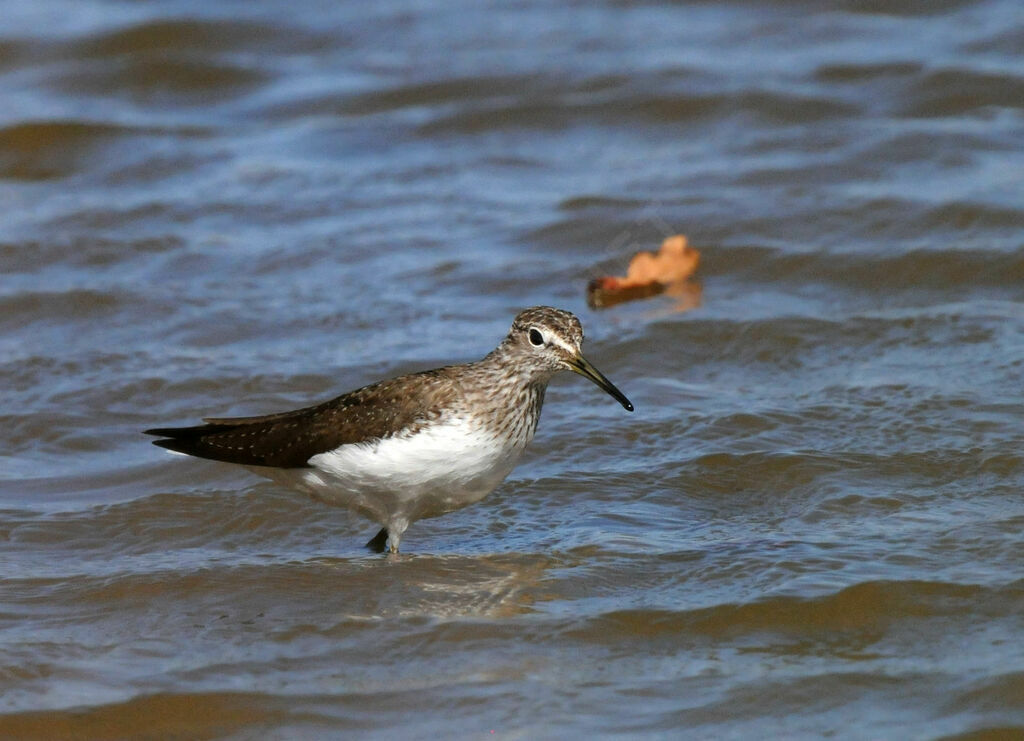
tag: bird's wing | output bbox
[144,369,460,468]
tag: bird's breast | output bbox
[305,415,532,516]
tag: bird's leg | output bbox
[365,527,389,553]
[386,518,406,554]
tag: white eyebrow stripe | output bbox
[549,335,576,355]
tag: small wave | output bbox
[0,691,311,738]
[339,74,547,115]
[417,88,855,134]
[0,39,30,72]
[0,235,182,275]
[837,0,980,17]
[902,68,1024,118]
[571,580,1019,641]
[50,58,268,106]
[944,671,1024,717]
[705,244,1024,290]
[0,119,206,181]
[558,195,650,211]
[0,486,337,559]
[69,18,333,57]
[0,121,125,180]
[814,61,923,83]
[0,290,121,329]
[964,26,1024,55]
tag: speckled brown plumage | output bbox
[145,306,633,554]
[146,307,605,468]
[146,368,462,468]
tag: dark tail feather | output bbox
[145,423,235,459]
[145,426,197,438]
[145,426,216,440]
[365,528,389,553]
[143,421,312,468]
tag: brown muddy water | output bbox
[2,1,1024,738]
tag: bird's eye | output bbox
[529,328,544,346]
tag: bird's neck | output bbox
[476,342,556,391]
[457,347,551,442]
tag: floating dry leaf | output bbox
[587,235,701,309]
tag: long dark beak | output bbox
[568,355,634,412]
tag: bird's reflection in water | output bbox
[318,551,558,619]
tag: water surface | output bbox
[2,0,1024,738]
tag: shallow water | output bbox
[2,0,1024,738]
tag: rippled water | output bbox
[2,0,1024,737]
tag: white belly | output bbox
[260,417,530,530]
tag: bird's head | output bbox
[506,306,633,412]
